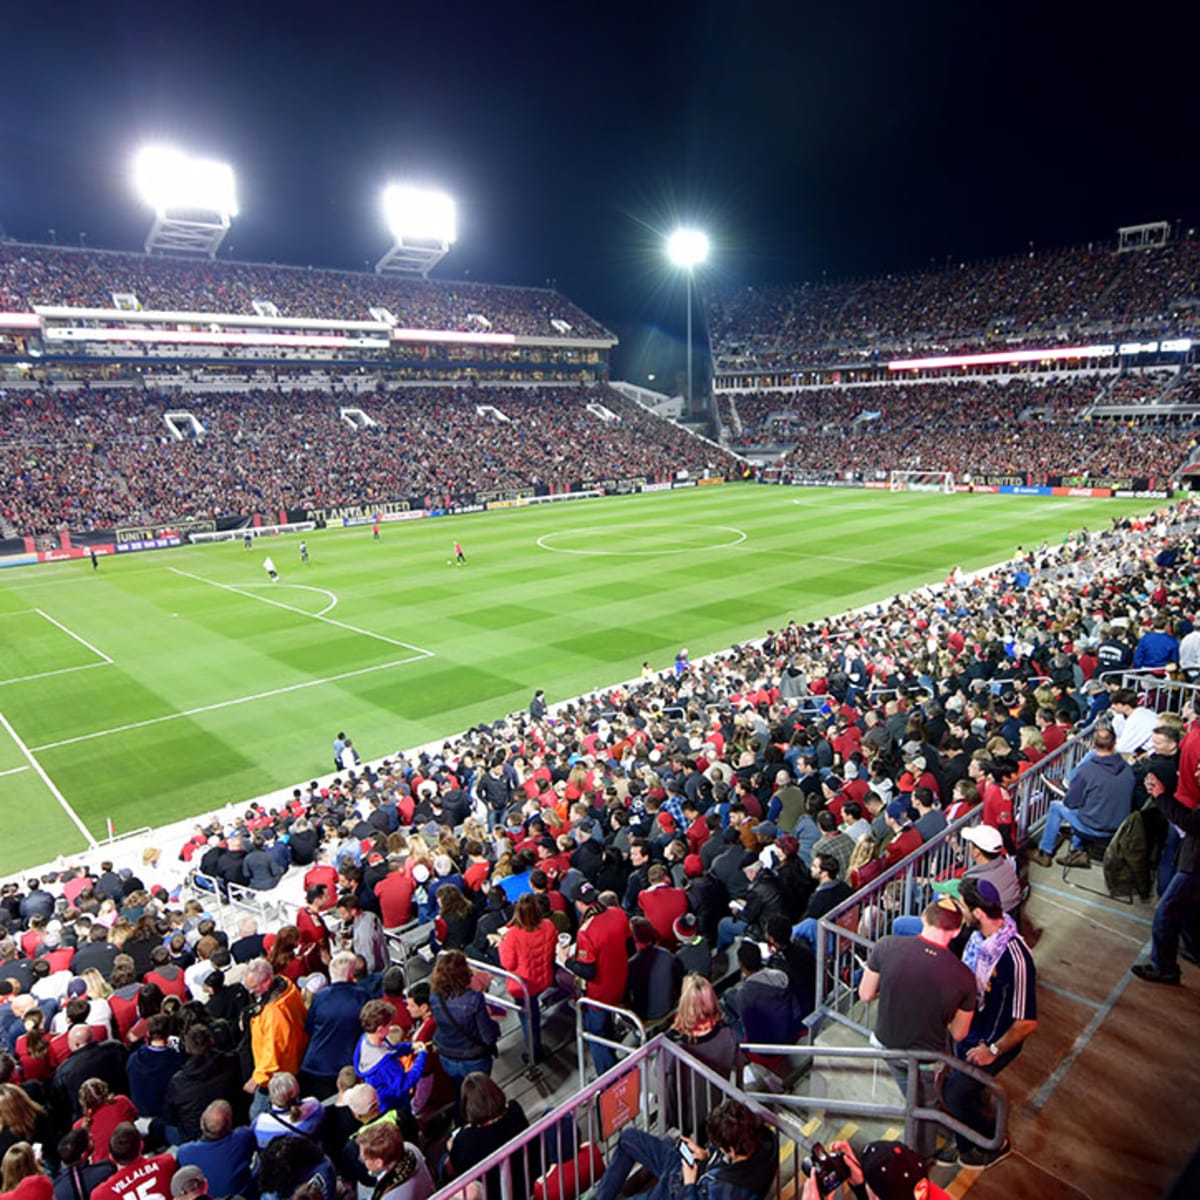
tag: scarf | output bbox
[371,1150,418,1200]
[962,914,1019,1005]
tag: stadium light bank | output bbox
[133,144,238,258]
[376,185,457,277]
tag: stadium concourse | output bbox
[2,498,1200,1200]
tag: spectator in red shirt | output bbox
[563,884,631,1076]
[637,865,689,950]
[88,1123,176,1200]
[881,800,925,869]
[373,862,414,930]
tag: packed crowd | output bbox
[719,377,1192,485]
[0,244,611,341]
[706,238,1200,369]
[0,387,742,537]
[2,496,1198,1198]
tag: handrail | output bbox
[814,721,1097,1033]
[814,801,985,1033]
[429,1034,807,1200]
[464,956,536,1067]
[576,996,648,1084]
[738,1042,1009,1155]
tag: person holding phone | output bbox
[591,1098,776,1200]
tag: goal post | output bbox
[888,469,956,494]
[189,521,315,544]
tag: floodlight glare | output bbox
[381,185,457,245]
[134,146,238,218]
[667,228,709,269]
[133,144,238,257]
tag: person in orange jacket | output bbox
[241,958,308,1118]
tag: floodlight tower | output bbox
[376,185,456,276]
[667,228,709,415]
[134,145,238,257]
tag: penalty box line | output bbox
[31,654,431,752]
[0,609,113,687]
[0,710,98,847]
[169,568,434,656]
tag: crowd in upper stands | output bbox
[0,243,612,341]
[722,375,1196,486]
[1,493,1197,1198]
[706,238,1200,369]
[0,387,742,537]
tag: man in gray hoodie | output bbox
[1031,726,1134,867]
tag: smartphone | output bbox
[679,1140,696,1167]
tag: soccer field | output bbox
[0,484,1162,874]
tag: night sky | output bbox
[3,1,1199,381]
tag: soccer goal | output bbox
[189,521,315,544]
[888,470,956,494]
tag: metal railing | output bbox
[813,803,987,1035]
[814,721,1096,1034]
[430,1034,806,1200]
[739,1043,1008,1156]
[464,956,537,1068]
[576,996,648,1084]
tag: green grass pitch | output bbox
[0,484,1162,874]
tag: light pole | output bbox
[667,228,709,416]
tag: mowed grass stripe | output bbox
[0,485,1165,873]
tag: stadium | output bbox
[1,89,1199,1200]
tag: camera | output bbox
[802,1143,850,1196]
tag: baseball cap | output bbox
[576,882,599,905]
[886,800,910,822]
[973,878,1003,906]
[752,821,778,840]
[683,854,703,877]
[962,825,1005,854]
[859,1140,926,1200]
[170,1167,207,1199]
[66,977,88,998]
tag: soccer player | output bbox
[299,540,309,564]
[263,555,278,582]
[243,530,253,550]
[90,548,98,571]
[373,520,381,540]
[454,540,466,565]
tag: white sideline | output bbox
[30,653,432,752]
[169,568,432,655]
[0,711,97,847]
[35,608,113,663]
[0,766,30,778]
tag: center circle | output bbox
[536,523,747,556]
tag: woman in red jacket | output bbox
[497,893,557,1064]
[0,1144,52,1200]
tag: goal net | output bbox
[189,521,315,544]
[888,470,956,494]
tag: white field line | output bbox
[31,654,432,752]
[0,765,30,778]
[35,608,113,663]
[0,711,97,846]
[0,610,38,616]
[236,582,339,617]
[0,662,110,689]
[169,568,432,655]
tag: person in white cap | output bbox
[960,824,1022,914]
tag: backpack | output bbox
[1102,809,1150,900]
